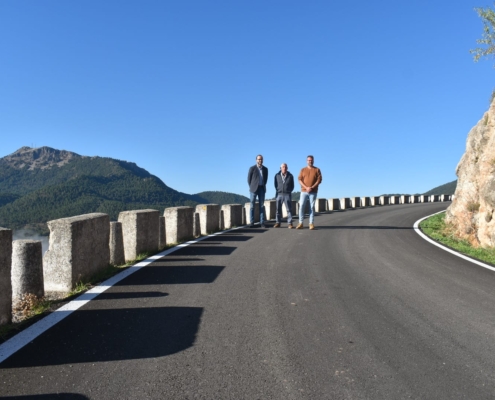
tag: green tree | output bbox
[471,4,495,65]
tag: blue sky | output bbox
[1,0,493,199]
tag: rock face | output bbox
[446,102,495,247]
[3,146,82,170]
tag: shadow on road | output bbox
[117,265,225,285]
[172,245,237,256]
[94,291,169,300]
[1,306,203,368]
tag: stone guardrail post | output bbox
[44,213,110,293]
[370,196,380,206]
[282,200,297,218]
[164,206,194,245]
[315,198,327,212]
[410,195,419,203]
[440,194,450,201]
[195,204,220,235]
[361,197,371,207]
[219,210,225,231]
[118,209,160,262]
[193,212,201,237]
[390,195,400,204]
[340,198,351,209]
[420,195,428,203]
[109,221,125,266]
[379,196,389,205]
[400,195,409,204]
[158,216,166,250]
[221,204,243,229]
[328,198,340,210]
[245,202,260,224]
[430,195,439,202]
[12,240,44,304]
[351,197,361,208]
[0,228,12,325]
[264,200,276,220]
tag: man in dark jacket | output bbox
[247,154,269,228]
[273,163,294,228]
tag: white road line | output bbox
[0,225,245,364]
[414,211,495,273]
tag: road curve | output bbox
[1,202,495,399]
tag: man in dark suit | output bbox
[247,154,268,228]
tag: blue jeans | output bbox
[250,186,266,225]
[299,192,317,224]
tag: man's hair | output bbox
[256,154,263,159]
[307,155,314,159]
[280,163,287,168]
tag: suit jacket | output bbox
[247,165,268,193]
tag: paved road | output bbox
[2,202,495,399]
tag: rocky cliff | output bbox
[446,101,495,247]
[3,146,83,170]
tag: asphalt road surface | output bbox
[2,202,495,400]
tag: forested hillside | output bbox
[0,147,247,234]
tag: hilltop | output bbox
[0,147,248,234]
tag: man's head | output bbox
[280,163,288,174]
[307,155,314,167]
[256,155,263,167]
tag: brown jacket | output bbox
[298,166,322,192]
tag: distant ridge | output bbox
[423,180,457,196]
[0,146,248,234]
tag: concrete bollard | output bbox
[221,204,243,229]
[315,198,327,212]
[118,209,160,261]
[219,210,225,231]
[245,202,260,224]
[351,197,361,208]
[282,200,297,218]
[430,195,439,202]
[264,200,277,220]
[109,222,125,266]
[420,195,429,203]
[158,216,166,250]
[380,196,390,205]
[0,228,12,325]
[393,196,402,204]
[328,198,340,211]
[164,206,194,244]
[400,195,410,204]
[193,212,201,237]
[361,197,371,207]
[440,194,450,202]
[340,198,351,209]
[44,213,110,293]
[370,196,380,206]
[410,195,420,203]
[12,240,44,303]
[195,204,220,235]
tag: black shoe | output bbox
[260,224,267,228]
[249,224,254,228]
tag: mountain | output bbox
[423,180,457,196]
[194,191,249,205]
[0,146,246,234]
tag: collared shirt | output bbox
[258,166,264,185]
[281,172,287,183]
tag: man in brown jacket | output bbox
[296,155,322,230]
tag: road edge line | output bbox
[0,225,246,364]
[413,211,495,273]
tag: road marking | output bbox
[0,225,245,364]
[414,211,495,273]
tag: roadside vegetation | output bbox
[419,212,495,265]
